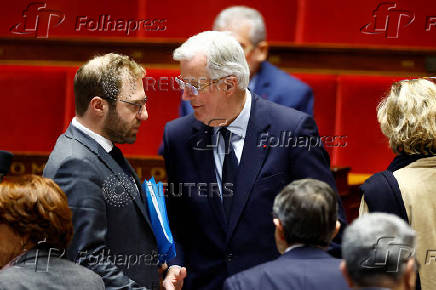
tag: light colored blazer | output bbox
[361,156,436,290]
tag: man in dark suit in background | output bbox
[180,6,313,117]
[163,31,345,290]
[44,53,179,289]
[224,179,349,290]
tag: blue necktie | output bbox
[220,127,238,220]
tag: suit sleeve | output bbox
[53,158,148,289]
[162,125,185,267]
[290,115,347,250]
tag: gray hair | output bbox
[213,6,266,45]
[377,78,436,155]
[173,31,250,90]
[342,213,416,287]
[272,179,337,247]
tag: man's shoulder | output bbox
[226,256,346,290]
[44,131,101,178]
[260,61,310,91]
[164,114,197,137]
[255,96,309,126]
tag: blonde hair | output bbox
[377,78,436,155]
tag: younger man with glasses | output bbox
[44,53,182,289]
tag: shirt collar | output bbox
[214,89,251,139]
[284,244,305,254]
[72,117,113,153]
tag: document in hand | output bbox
[142,177,176,264]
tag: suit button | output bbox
[226,253,233,262]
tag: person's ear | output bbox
[332,220,341,240]
[89,97,107,117]
[223,76,238,95]
[254,41,268,62]
[340,260,354,288]
[273,218,285,241]
[403,258,416,290]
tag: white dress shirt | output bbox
[213,89,252,197]
[72,117,113,153]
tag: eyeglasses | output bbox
[175,76,226,95]
[102,96,148,116]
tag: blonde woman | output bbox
[360,77,436,290]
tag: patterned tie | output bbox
[220,127,238,220]
[109,145,145,204]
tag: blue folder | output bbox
[142,177,176,264]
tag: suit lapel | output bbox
[227,96,271,241]
[189,120,227,232]
[66,125,152,228]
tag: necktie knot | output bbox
[110,146,131,177]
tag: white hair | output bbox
[173,31,250,90]
[213,6,266,45]
[342,213,416,287]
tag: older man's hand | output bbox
[162,265,187,290]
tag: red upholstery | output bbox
[332,75,404,173]
[0,65,69,151]
[292,73,338,157]
[295,0,436,48]
[4,0,435,47]
[0,64,414,175]
[3,1,297,42]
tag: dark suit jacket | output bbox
[180,61,314,117]
[163,94,346,290]
[43,124,159,289]
[0,247,104,290]
[223,247,350,290]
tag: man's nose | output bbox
[181,89,194,101]
[137,105,148,121]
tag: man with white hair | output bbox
[179,6,314,117]
[341,213,417,290]
[162,31,345,290]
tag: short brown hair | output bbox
[74,53,145,116]
[272,179,337,247]
[0,175,73,249]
